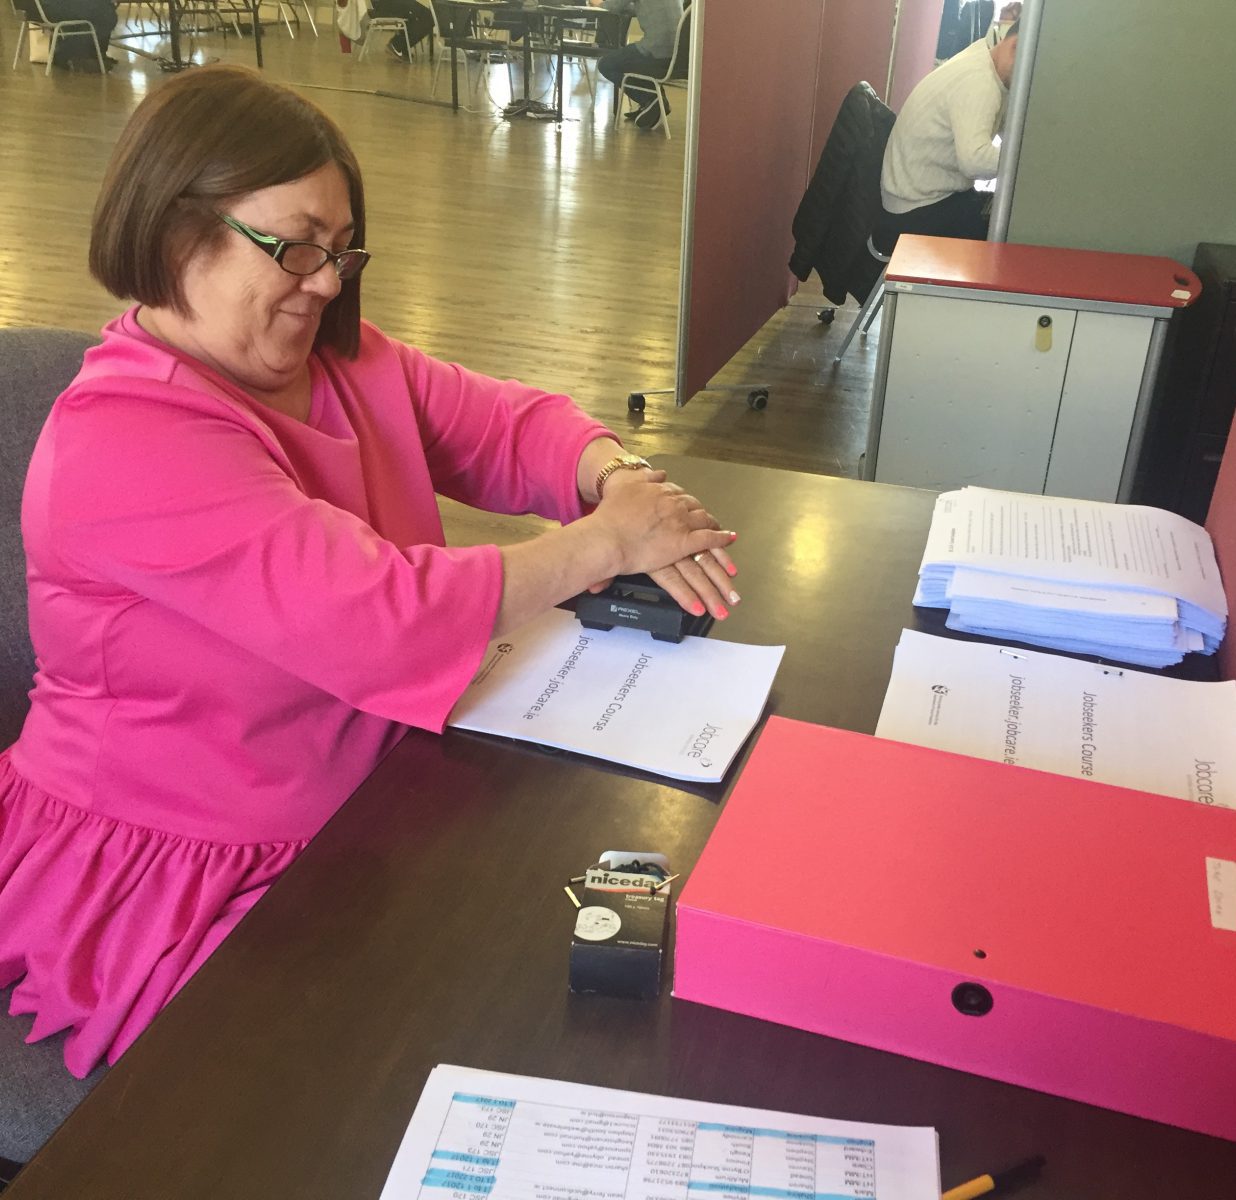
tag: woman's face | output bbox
[172,160,355,399]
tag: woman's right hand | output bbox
[585,468,737,606]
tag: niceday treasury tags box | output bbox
[674,717,1236,1141]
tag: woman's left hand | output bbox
[647,545,740,621]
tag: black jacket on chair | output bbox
[789,83,896,306]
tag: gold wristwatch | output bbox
[594,453,652,498]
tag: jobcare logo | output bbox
[471,641,515,687]
[1194,759,1219,806]
[683,722,721,768]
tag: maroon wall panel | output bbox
[680,0,825,402]
[1206,424,1236,682]
[889,0,945,112]
[809,0,896,168]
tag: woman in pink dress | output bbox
[0,64,739,1163]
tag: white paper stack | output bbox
[915,488,1227,667]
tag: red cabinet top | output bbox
[886,235,1201,309]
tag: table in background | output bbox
[9,461,1234,1199]
[436,0,624,117]
[111,0,265,70]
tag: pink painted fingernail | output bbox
[726,563,738,577]
[693,601,706,616]
[714,605,729,620]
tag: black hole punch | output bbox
[1037,314,1051,327]
[973,948,987,959]
[952,981,994,1017]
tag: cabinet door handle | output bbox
[1035,314,1053,352]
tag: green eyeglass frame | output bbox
[217,212,371,281]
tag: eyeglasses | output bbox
[217,212,371,281]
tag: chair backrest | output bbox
[788,82,896,301]
[0,327,98,750]
[26,0,57,25]
[661,5,691,81]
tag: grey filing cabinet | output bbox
[864,235,1200,501]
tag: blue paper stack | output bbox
[914,488,1228,668]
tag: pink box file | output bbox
[674,716,1236,1140]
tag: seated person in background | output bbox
[589,0,684,129]
[23,0,118,72]
[877,19,1019,246]
[0,64,739,1162]
[367,0,433,61]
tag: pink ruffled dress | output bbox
[0,310,611,1077]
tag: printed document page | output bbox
[876,630,1236,808]
[447,607,784,783]
[918,488,1226,612]
[379,1065,940,1200]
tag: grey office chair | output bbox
[0,327,105,1177]
[0,327,98,753]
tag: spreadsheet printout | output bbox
[379,1065,939,1200]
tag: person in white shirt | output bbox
[877,21,1019,245]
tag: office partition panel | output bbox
[886,0,944,113]
[1206,432,1236,682]
[808,0,897,165]
[995,0,1236,261]
[675,0,825,404]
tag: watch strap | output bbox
[594,454,651,499]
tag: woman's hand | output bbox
[496,454,738,637]
[587,469,739,620]
[648,545,740,621]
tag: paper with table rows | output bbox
[378,1065,940,1200]
[876,629,1236,808]
[447,607,784,783]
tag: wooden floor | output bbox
[0,13,881,544]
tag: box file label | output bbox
[1206,857,1236,932]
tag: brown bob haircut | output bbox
[90,64,366,358]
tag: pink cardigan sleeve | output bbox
[32,323,618,733]
[367,330,614,523]
[35,385,499,733]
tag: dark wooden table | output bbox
[10,461,1235,1198]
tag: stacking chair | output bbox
[252,0,315,38]
[552,7,628,111]
[612,5,691,139]
[179,0,245,39]
[428,0,512,101]
[280,0,317,36]
[10,0,106,75]
[358,13,410,59]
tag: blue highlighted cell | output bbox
[451,1093,517,1110]
[431,1151,501,1167]
[421,1169,497,1195]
